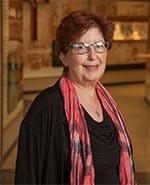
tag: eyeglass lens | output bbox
[70,41,110,54]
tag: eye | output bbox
[95,42,105,48]
[76,44,85,50]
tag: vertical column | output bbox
[1,0,9,163]
[2,0,9,127]
[0,0,2,164]
[145,60,150,104]
[30,0,37,40]
[2,0,24,160]
[145,1,150,104]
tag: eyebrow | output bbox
[73,40,104,44]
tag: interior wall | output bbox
[1,0,24,162]
[22,0,149,71]
[22,0,149,92]
[23,0,89,69]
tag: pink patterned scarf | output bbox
[60,74,136,185]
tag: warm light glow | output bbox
[136,54,150,58]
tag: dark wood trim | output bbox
[114,0,148,1]
[23,0,38,40]
[104,81,145,86]
[35,0,49,3]
[30,2,37,40]
[23,0,49,3]
[112,40,148,43]
[109,16,149,22]
[106,63,145,71]
[0,0,3,165]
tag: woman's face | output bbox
[60,27,108,86]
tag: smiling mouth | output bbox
[83,64,99,70]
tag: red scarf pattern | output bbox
[60,74,136,185]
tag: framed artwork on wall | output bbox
[8,0,23,113]
[9,0,23,42]
[107,41,148,66]
[23,0,49,3]
[92,0,148,17]
[35,0,49,3]
[113,22,148,41]
[7,49,23,113]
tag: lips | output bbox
[83,64,99,70]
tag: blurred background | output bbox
[0,0,150,184]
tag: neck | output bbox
[72,81,103,122]
[67,72,98,95]
[75,84,96,98]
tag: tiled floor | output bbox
[1,83,150,184]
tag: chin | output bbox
[91,73,104,81]
[99,71,105,79]
[85,77,100,84]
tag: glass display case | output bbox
[50,0,149,67]
[22,0,150,68]
[0,0,24,165]
[91,0,149,67]
[8,0,23,113]
[113,22,148,41]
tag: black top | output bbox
[15,80,71,184]
[84,108,121,185]
[15,79,120,185]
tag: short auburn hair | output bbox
[55,10,114,56]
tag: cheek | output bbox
[96,54,107,65]
[69,56,83,67]
[101,53,107,63]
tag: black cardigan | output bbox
[15,80,71,184]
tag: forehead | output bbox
[76,27,104,43]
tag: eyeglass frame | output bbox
[65,40,111,54]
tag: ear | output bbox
[59,52,68,67]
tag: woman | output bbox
[15,10,136,185]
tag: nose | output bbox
[87,46,97,60]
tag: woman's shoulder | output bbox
[39,79,60,96]
[24,79,63,119]
[33,80,61,105]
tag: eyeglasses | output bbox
[69,41,111,54]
